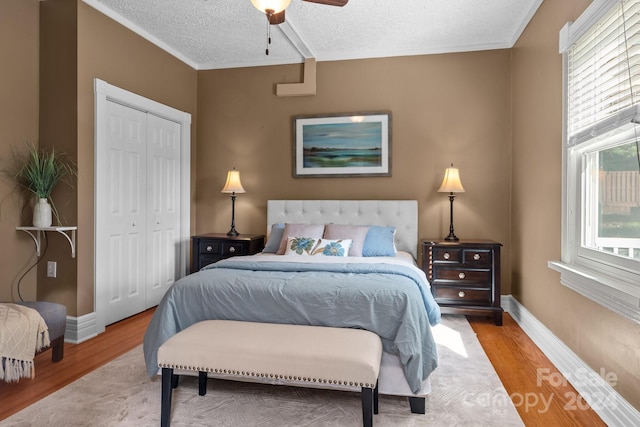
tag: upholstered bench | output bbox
[16,301,66,362]
[157,320,383,427]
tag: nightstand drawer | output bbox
[199,240,222,254]
[435,287,491,304]
[432,248,462,263]
[463,249,492,266]
[199,241,247,256]
[432,268,490,284]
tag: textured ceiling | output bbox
[83,0,543,70]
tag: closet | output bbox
[94,80,190,330]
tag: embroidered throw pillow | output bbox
[276,224,326,255]
[284,236,319,256]
[311,239,352,257]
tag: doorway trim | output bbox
[94,78,191,334]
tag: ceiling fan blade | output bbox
[267,10,286,25]
[303,0,349,6]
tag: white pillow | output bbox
[284,236,319,256]
[276,224,325,255]
[311,239,352,257]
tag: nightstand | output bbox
[421,239,503,326]
[191,233,265,273]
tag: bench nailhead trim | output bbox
[157,363,376,388]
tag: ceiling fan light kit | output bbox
[251,0,291,16]
[251,0,348,25]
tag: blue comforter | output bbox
[143,257,441,394]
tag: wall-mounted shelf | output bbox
[16,226,78,258]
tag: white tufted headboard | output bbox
[267,200,418,259]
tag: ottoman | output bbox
[16,301,66,362]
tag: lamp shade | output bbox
[221,169,246,194]
[438,166,465,193]
[250,0,292,13]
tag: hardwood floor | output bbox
[1,309,606,425]
[469,314,606,426]
[0,307,154,421]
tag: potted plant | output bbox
[1,143,77,227]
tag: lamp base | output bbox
[444,233,459,242]
[226,228,240,237]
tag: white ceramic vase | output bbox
[33,198,53,227]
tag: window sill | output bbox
[548,261,640,325]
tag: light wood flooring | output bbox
[1,310,605,425]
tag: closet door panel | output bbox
[101,101,147,324]
[145,113,181,307]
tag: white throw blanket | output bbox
[0,303,50,382]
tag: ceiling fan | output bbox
[250,0,349,25]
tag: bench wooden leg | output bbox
[373,381,379,415]
[161,368,174,427]
[171,374,179,389]
[198,371,207,396]
[408,396,425,414]
[361,387,373,427]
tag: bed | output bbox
[143,200,441,411]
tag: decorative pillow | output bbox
[323,224,369,257]
[311,239,352,257]
[284,236,319,256]
[362,226,397,257]
[276,223,325,255]
[263,223,285,253]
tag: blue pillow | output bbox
[362,226,397,257]
[262,223,285,253]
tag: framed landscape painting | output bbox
[293,112,391,177]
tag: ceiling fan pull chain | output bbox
[265,19,271,55]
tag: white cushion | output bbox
[158,320,382,389]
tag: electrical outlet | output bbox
[47,261,57,278]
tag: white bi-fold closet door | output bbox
[94,79,191,332]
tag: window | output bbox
[550,0,640,324]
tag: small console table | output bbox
[16,226,78,258]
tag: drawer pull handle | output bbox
[458,291,465,298]
[443,252,450,260]
[458,272,466,279]
[473,253,480,261]
[206,246,213,252]
[229,247,236,253]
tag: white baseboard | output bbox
[65,311,98,344]
[504,295,640,426]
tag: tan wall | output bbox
[512,0,640,409]
[37,0,79,313]
[0,0,41,302]
[196,52,513,292]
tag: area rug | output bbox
[2,315,523,426]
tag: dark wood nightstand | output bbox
[421,239,503,326]
[191,233,265,273]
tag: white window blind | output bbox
[567,0,640,146]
